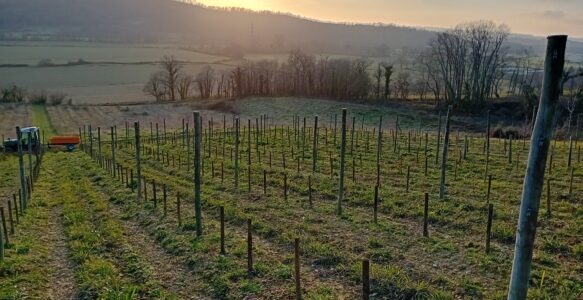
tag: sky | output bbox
[194,0,583,38]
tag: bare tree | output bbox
[429,21,509,108]
[196,65,216,99]
[177,73,193,100]
[143,71,166,101]
[395,72,410,100]
[161,55,182,101]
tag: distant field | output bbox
[0,41,227,65]
[0,104,32,138]
[0,42,234,104]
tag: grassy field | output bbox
[0,100,581,299]
[0,41,235,104]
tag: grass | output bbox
[1,101,581,298]
[96,113,581,298]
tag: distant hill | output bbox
[0,0,435,55]
[1,0,582,59]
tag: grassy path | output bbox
[30,104,57,136]
[0,153,77,299]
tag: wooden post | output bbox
[439,105,452,199]
[26,131,34,188]
[568,167,574,196]
[247,219,253,277]
[177,193,182,227]
[163,184,167,216]
[143,176,148,202]
[152,180,157,208]
[16,127,27,210]
[373,185,379,223]
[0,207,9,245]
[111,127,116,178]
[97,127,102,159]
[376,116,383,187]
[308,176,313,208]
[193,111,203,237]
[134,122,142,202]
[546,179,551,218]
[362,259,370,300]
[130,169,134,192]
[406,166,410,193]
[423,193,429,237]
[12,194,19,223]
[312,115,318,172]
[235,118,240,192]
[156,123,160,161]
[487,175,492,203]
[220,206,225,255]
[263,170,267,195]
[486,204,493,254]
[7,201,14,234]
[294,238,301,300]
[338,109,347,215]
[284,173,288,201]
[508,35,567,300]
[485,111,491,180]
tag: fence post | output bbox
[423,193,429,237]
[193,111,203,237]
[220,206,225,255]
[16,127,27,211]
[295,238,301,300]
[135,122,141,202]
[508,35,567,300]
[312,115,318,172]
[362,259,370,300]
[486,203,493,253]
[337,109,347,215]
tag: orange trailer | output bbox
[49,135,80,151]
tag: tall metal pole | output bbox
[508,35,567,300]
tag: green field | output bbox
[0,101,580,299]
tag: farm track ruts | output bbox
[0,154,77,298]
[46,207,77,299]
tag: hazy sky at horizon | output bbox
[195,0,583,38]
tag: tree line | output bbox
[144,21,583,115]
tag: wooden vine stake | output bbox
[362,259,370,300]
[193,111,203,237]
[508,35,566,299]
[486,204,493,254]
[16,127,27,210]
[134,122,142,202]
[337,108,347,215]
[423,193,429,237]
[294,238,301,300]
[220,206,225,255]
